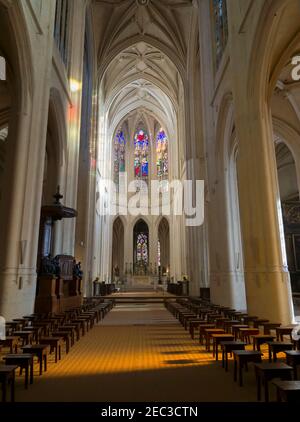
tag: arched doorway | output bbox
[158,218,170,280]
[112,217,124,282]
[275,141,300,297]
[133,219,149,275]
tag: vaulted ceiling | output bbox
[102,41,180,134]
[93,0,198,76]
[92,0,199,136]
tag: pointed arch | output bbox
[247,0,300,104]
[213,92,246,309]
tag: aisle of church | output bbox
[2,0,300,408]
[16,301,257,402]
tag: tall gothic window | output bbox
[136,233,148,264]
[134,129,149,183]
[157,239,161,268]
[114,130,126,188]
[134,220,149,274]
[54,0,70,67]
[212,0,228,69]
[156,129,168,181]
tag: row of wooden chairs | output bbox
[165,297,300,402]
[0,299,114,402]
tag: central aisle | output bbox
[17,302,257,402]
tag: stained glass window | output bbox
[212,0,228,69]
[156,129,168,180]
[134,129,149,183]
[54,0,70,67]
[136,233,148,264]
[114,130,126,188]
[158,239,161,268]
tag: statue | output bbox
[73,260,83,278]
[114,265,120,277]
[53,255,60,277]
[40,254,60,276]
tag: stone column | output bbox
[62,0,87,255]
[235,106,294,323]
[149,220,158,276]
[0,0,56,319]
[228,3,294,324]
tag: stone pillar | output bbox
[0,0,56,320]
[235,105,294,323]
[228,3,294,324]
[123,217,131,275]
[150,220,158,276]
[62,0,87,255]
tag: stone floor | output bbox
[8,301,268,402]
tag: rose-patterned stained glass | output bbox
[134,129,149,182]
[213,0,228,69]
[136,233,148,264]
[114,130,126,187]
[156,129,168,180]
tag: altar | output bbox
[126,276,156,290]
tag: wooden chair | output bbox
[223,320,240,333]
[199,324,215,345]
[188,320,206,339]
[254,362,293,402]
[232,325,249,341]
[238,328,260,344]
[221,341,246,371]
[267,342,294,362]
[233,350,262,386]
[253,319,269,328]
[211,334,234,360]
[285,350,300,379]
[261,322,281,335]
[242,316,259,325]
[272,380,300,402]
[252,334,275,351]
[21,345,49,376]
[275,326,294,342]
[50,332,71,353]
[204,329,224,352]
[2,354,34,389]
[22,327,42,343]
[13,331,33,346]
[0,365,18,402]
[0,337,19,353]
[39,337,62,363]
[62,324,80,341]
